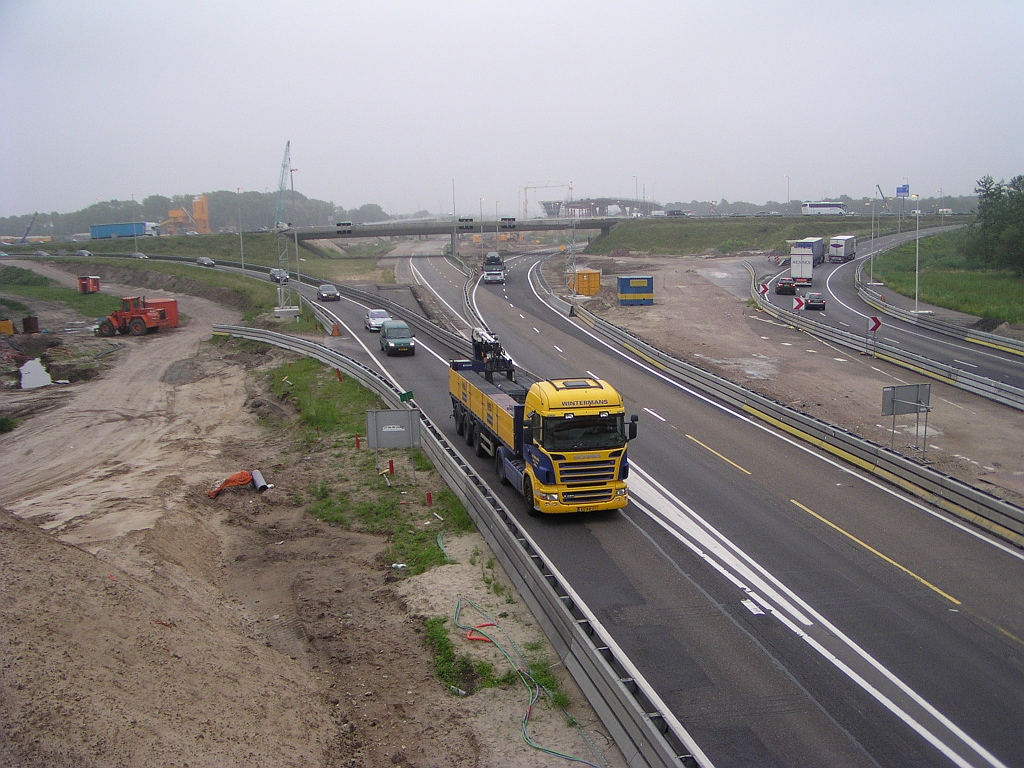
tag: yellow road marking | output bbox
[790,499,961,605]
[686,434,752,475]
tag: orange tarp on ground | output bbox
[206,471,253,498]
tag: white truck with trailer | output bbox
[789,237,824,285]
[828,235,857,263]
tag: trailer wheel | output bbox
[464,419,475,447]
[128,318,148,336]
[97,319,116,337]
[454,407,465,436]
[523,476,539,516]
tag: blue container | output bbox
[617,275,654,306]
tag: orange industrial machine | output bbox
[96,296,179,337]
[161,194,211,236]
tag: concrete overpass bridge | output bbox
[283,216,632,255]
[541,197,663,218]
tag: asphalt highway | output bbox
[301,253,1024,768]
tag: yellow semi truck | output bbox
[449,329,638,515]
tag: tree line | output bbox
[0,191,396,240]
[961,175,1024,275]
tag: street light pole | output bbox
[131,193,139,254]
[912,194,920,313]
[290,169,300,290]
[237,188,245,276]
[495,200,499,244]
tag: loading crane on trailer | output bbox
[521,182,573,219]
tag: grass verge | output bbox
[873,229,1024,325]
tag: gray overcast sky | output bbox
[2,1,1022,219]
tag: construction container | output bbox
[617,275,654,306]
[145,298,180,329]
[0,319,14,335]
[570,268,602,296]
[22,316,40,333]
[77,275,101,294]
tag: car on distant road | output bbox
[805,292,826,310]
[364,308,392,331]
[774,277,796,295]
[269,268,289,283]
[196,257,215,267]
[317,284,341,301]
[74,249,93,257]
[33,250,49,257]
[0,251,9,258]
[132,252,148,259]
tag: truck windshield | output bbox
[542,414,625,451]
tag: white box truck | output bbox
[828,235,857,263]
[790,237,824,285]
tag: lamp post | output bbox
[237,188,245,276]
[867,196,876,283]
[785,175,789,207]
[633,176,638,215]
[290,168,300,289]
[478,197,485,244]
[495,200,499,244]
[911,194,921,313]
[131,193,139,254]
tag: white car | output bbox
[132,252,148,259]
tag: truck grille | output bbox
[556,458,616,484]
[562,488,615,503]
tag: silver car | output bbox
[364,308,392,331]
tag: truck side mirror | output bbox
[628,414,638,441]
[523,425,534,445]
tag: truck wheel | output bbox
[474,427,487,457]
[128,318,148,336]
[465,419,475,447]
[454,407,465,436]
[522,476,539,516]
[495,452,510,485]
[97,319,116,337]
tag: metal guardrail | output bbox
[536,276,1024,548]
[744,264,1024,412]
[210,324,708,768]
[854,261,1024,358]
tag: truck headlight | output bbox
[538,491,559,501]
[616,487,628,496]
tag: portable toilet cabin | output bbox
[617,275,654,306]
[77,276,101,294]
[570,268,602,296]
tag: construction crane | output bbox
[521,182,573,219]
[274,141,291,229]
[875,184,893,215]
[19,212,38,243]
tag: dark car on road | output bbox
[805,292,826,310]
[269,268,289,283]
[379,320,416,356]
[774,277,796,295]
[196,257,215,267]
[317,284,341,301]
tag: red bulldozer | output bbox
[96,296,179,337]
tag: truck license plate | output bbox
[576,505,597,512]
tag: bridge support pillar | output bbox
[450,230,458,257]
